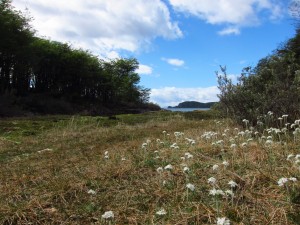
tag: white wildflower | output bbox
[225,189,234,197]
[217,217,230,225]
[156,208,167,216]
[222,161,229,167]
[164,164,173,171]
[212,164,219,171]
[241,142,247,148]
[102,211,114,219]
[142,143,147,148]
[185,152,193,159]
[208,177,217,185]
[287,154,294,161]
[228,180,238,188]
[230,144,237,149]
[265,140,273,145]
[186,183,195,191]
[278,177,289,186]
[87,189,96,195]
[209,188,224,196]
[183,166,190,173]
[289,177,297,182]
[157,167,164,173]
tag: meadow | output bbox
[0,110,299,224]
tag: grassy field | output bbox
[0,111,299,224]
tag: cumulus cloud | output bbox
[162,58,185,66]
[136,64,153,75]
[150,86,219,107]
[12,0,182,57]
[168,0,285,34]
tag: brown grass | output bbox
[0,113,299,224]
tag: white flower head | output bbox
[164,164,173,171]
[217,217,230,225]
[183,166,190,173]
[185,152,194,159]
[228,180,238,188]
[225,189,234,197]
[287,154,294,161]
[265,140,273,145]
[278,177,289,186]
[222,161,229,167]
[157,167,164,173]
[209,188,224,196]
[156,208,167,216]
[208,177,217,185]
[230,143,237,149]
[212,164,219,171]
[186,183,195,191]
[289,177,297,182]
[102,211,114,219]
[142,143,147,149]
[87,189,96,195]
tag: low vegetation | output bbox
[1,111,299,224]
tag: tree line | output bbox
[217,26,300,124]
[0,0,153,115]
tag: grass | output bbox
[0,110,299,224]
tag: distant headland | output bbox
[168,101,217,108]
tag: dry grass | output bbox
[0,113,299,224]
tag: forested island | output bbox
[0,1,159,117]
[168,101,216,108]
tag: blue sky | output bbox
[12,0,296,107]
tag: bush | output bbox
[217,31,300,124]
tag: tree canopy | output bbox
[0,0,154,115]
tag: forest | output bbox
[0,0,158,116]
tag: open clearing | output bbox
[0,111,299,224]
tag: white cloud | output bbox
[168,0,285,34]
[218,27,240,36]
[136,64,153,75]
[162,58,185,66]
[12,0,182,58]
[150,86,219,107]
[227,74,240,84]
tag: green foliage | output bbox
[217,31,300,123]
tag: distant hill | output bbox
[168,101,217,108]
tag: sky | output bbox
[11,0,297,107]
